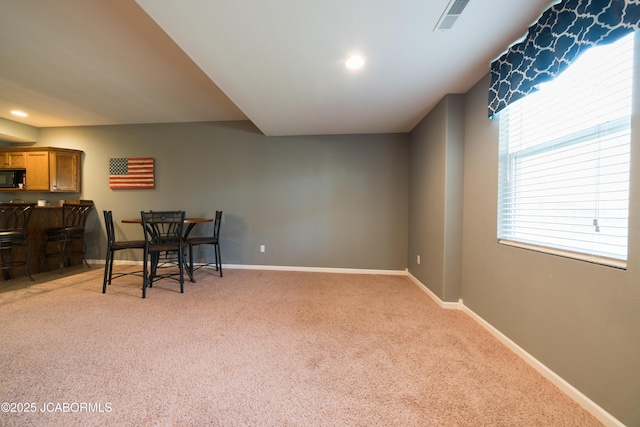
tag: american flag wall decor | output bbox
[109,158,155,190]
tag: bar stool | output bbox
[42,200,94,273]
[0,202,36,281]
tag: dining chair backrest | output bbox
[212,210,222,240]
[0,203,36,234]
[141,211,185,245]
[103,210,116,245]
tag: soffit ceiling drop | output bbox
[0,0,555,136]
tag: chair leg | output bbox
[188,244,195,282]
[142,249,149,298]
[149,253,159,287]
[178,247,184,293]
[0,248,9,281]
[24,243,34,281]
[102,247,111,293]
[41,239,63,274]
[81,238,90,268]
[58,239,66,274]
[102,260,109,293]
[108,252,115,285]
[216,243,222,277]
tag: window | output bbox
[497,33,635,268]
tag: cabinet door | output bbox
[0,152,9,168]
[50,151,79,192]
[8,152,26,168]
[9,153,25,168]
[0,152,26,168]
[25,152,50,191]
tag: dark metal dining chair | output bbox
[187,210,223,278]
[42,200,94,273]
[140,210,186,298]
[0,202,37,281]
[102,210,145,293]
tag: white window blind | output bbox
[497,33,634,268]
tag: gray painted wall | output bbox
[408,95,464,302]
[406,38,640,424]
[459,73,640,424]
[0,121,409,270]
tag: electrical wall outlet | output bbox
[260,244,266,253]
[417,255,421,264]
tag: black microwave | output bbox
[0,170,25,188]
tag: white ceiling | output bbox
[0,0,555,136]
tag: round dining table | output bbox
[121,217,213,283]
[121,217,212,239]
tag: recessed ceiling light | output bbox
[345,55,365,70]
[11,110,28,117]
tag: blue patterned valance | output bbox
[488,0,640,118]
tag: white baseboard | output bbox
[90,260,407,276]
[87,259,139,266]
[407,272,624,427]
[460,305,624,427]
[224,263,406,275]
[407,272,462,309]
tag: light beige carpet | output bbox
[0,267,602,426]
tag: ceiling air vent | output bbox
[434,0,470,30]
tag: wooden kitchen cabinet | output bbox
[0,151,26,168]
[0,147,82,192]
[25,151,50,191]
[50,149,80,192]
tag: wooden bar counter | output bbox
[1,206,87,281]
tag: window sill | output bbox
[498,239,627,270]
